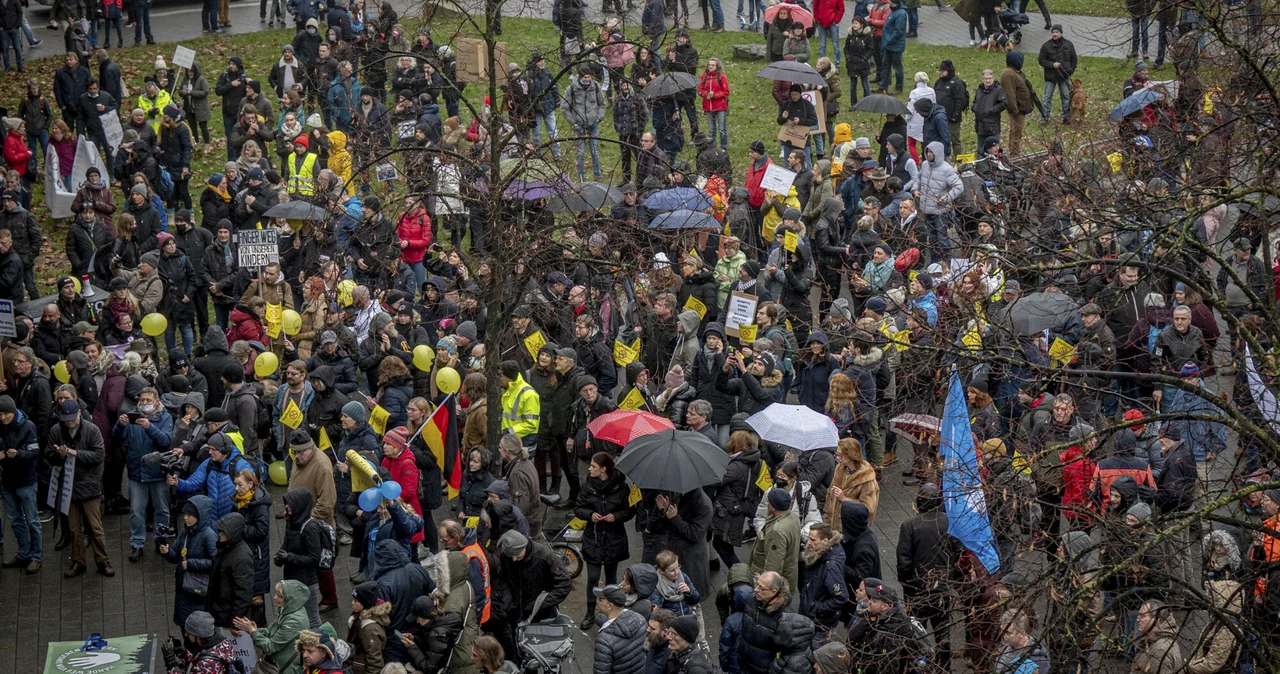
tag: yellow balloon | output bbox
[141,313,168,337]
[254,351,280,378]
[281,309,303,336]
[436,366,461,394]
[337,280,357,307]
[412,344,434,372]
[71,277,82,293]
[53,360,71,383]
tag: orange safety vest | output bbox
[1255,514,1280,597]
[462,541,492,623]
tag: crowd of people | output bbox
[0,1,1277,674]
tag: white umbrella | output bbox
[746,403,840,452]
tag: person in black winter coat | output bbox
[840,501,881,601]
[231,471,273,621]
[206,512,255,630]
[894,484,960,672]
[200,222,242,330]
[276,488,325,626]
[800,523,847,638]
[613,81,649,185]
[677,256,719,330]
[737,572,815,674]
[572,453,636,625]
[371,537,435,662]
[55,52,92,134]
[193,324,239,405]
[495,531,574,625]
[157,107,194,209]
[403,595,464,674]
[716,351,783,416]
[970,69,1008,153]
[302,364,349,450]
[572,315,618,398]
[79,80,118,157]
[66,208,115,284]
[709,438,763,567]
[686,329,735,433]
[933,61,968,157]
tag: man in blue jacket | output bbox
[0,395,42,573]
[115,386,174,562]
[800,523,847,642]
[914,99,952,157]
[877,0,907,94]
[170,432,254,520]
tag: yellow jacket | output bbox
[138,90,173,135]
[761,186,801,243]
[500,374,540,439]
[327,130,354,196]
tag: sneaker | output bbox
[1,557,25,568]
[339,533,352,546]
[47,21,60,30]
[712,26,724,32]
[260,16,266,22]
[318,602,337,613]
[128,547,143,563]
[349,571,367,584]
[903,476,920,486]
[969,38,977,46]
[268,20,275,27]
[126,21,136,27]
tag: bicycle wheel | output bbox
[552,543,585,579]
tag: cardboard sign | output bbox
[723,292,759,337]
[955,152,976,164]
[760,163,797,194]
[101,112,125,152]
[776,121,809,147]
[237,229,279,267]
[0,299,15,337]
[683,294,707,319]
[455,37,510,84]
[230,630,257,670]
[46,454,74,515]
[397,120,417,139]
[523,330,547,359]
[799,90,827,134]
[172,45,196,69]
[375,162,399,182]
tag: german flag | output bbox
[424,394,462,499]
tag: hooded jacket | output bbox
[346,594,392,674]
[234,485,273,595]
[801,160,835,225]
[710,448,764,546]
[115,402,174,483]
[840,501,881,593]
[916,100,952,155]
[916,142,963,215]
[563,76,606,128]
[800,532,847,630]
[278,488,325,587]
[429,550,479,674]
[176,441,253,520]
[193,327,239,405]
[207,513,255,628]
[594,609,648,674]
[895,497,959,599]
[678,271,720,331]
[737,593,815,674]
[252,580,311,674]
[373,538,435,635]
[166,495,218,604]
[671,310,703,376]
[1000,52,1034,116]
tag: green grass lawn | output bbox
[1044,0,1127,18]
[1,14,1131,292]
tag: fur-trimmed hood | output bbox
[849,347,883,367]
[802,532,843,566]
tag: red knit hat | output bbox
[1123,409,1145,435]
[383,426,410,455]
[293,133,310,149]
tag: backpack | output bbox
[305,517,337,569]
[1146,323,1161,354]
[157,165,175,197]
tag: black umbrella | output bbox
[546,181,625,213]
[755,61,827,87]
[850,94,910,116]
[263,200,328,221]
[615,429,730,493]
[645,72,697,98]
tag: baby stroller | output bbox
[998,9,1028,45]
[517,592,576,674]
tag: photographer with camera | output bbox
[161,611,239,674]
[115,386,174,563]
[47,399,114,578]
[170,432,253,521]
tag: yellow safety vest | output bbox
[137,90,173,135]
[287,152,318,196]
[500,375,540,438]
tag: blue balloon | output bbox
[379,480,402,501]
[358,488,382,512]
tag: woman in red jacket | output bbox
[697,58,730,151]
[396,195,432,290]
[3,117,32,182]
[226,296,268,348]
[379,426,424,545]
[744,140,772,262]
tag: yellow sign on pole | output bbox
[683,295,707,319]
[318,427,332,451]
[1106,151,1124,174]
[754,461,773,492]
[628,484,643,506]
[523,330,547,359]
[369,405,390,436]
[619,387,647,411]
[613,338,641,367]
[265,303,283,339]
[737,324,758,344]
[1049,337,1076,367]
[783,230,798,253]
[279,399,304,429]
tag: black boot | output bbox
[560,475,581,509]
[579,607,597,630]
[549,475,562,497]
[539,475,551,495]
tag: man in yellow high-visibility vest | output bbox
[499,360,540,450]
[285,134,318,196]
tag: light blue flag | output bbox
[940,366,1000,574]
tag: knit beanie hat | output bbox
[342,401,368,423]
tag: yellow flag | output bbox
[279,398,304,430]
[1049,337,1076,368]
[785,318,793,331]
[737,324,758,344]
[783,230,798,252]
[628,484,642,506]
[346,449,378,493]
[1106,151,1124,173]
[465,516,480,529]
[754,461,773,492]
[318,426,332,451]
[683,294,707,319]
[619,387,647,411]
[523,330,547,360]
[265,303,283,339]
[369,405,390,436]
[955,152,975,164]
[568,517,588,529]
[613,338,641,367]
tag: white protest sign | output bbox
[237,229,280,267]
[230,630,257,670]
[172,45,196,70]
[760,163,797,194]
[723,291,759,337]
[101,113,124,152]
[0,299,14,338]
[47,455,74,515]
[397,121,416,139]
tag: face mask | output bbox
[139,403,156,415]
[308,27,317,35]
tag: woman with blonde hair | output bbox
[710,430,763,568]
[825,372,860,441]
[825,437,879,531]
[294,277,328,359]
[405,396,443,554]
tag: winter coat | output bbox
[840,501,882,592]
[234,486,273,596]
[562,77,606,128]
[1154,440,1197,514]
[751,509,801,592]
[176,447,254,521]
[737,595,815,674]
[919,104,952,156]
[719,585,754,674]
[689,348,737,426]
[1160,382,1226,461]
[895,505,959,599]
[795,349,840,413]
[164,495,219,627]
[799,533,847,630]
[346,600,391,674]
[206,513,255,629]
[710,448,764,546]
[278,488,325,587]
[180,62,212,124]
[613,91,649,138]
[1038,36,1078,83]
[1134,619,1185,674]
[498,540,573,622]
[971,82,1008,137]
[381,448,424,544]
[639,487,714,600]
[825,462,879,530]
[45,418,106,502]
[916,142,963,215]
[716,368,784,416]
[594,609,648,674]
[881,5,908,52]
[251,579,310,674]
[372,538,435,635]
[435,551,480,674]
[573,470,636,564]
[1000,54,1034,116]
[697,71,730,113]
[117,405,175,483]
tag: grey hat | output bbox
[1264,488,1280,505]
[1080,302,1102,316]
[319,330,338,346]
[131,183,149,197]
[485,479,511,499]
[782,207,801,221]
[185,611,216,639]
[1234,237,1252,252]
[140,251,161,269]
[767,487,792,510]
[854,137,871,150]
[1127,502,1152,523]
[370,312,393,336]
[556,347,577,361]
[498,530,529,556]
[1002,279,1022,293]
[457,320,478,342]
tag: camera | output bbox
[155,524,175,545]
[142,450,188,477]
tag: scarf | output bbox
[234,489,254,510]
[735,278,757,294]
[280,119,304,140]
[864,255,895,290]
[211,185,231,202]
[655,571,685,603]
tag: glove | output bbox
[161,641,181,670]
[273,549,288,567]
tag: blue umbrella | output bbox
[649,209,722,230]
[1110,88,1164,121]
[644,187,714,212]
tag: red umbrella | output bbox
[587,410,675,447]
[888,413,942,441]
